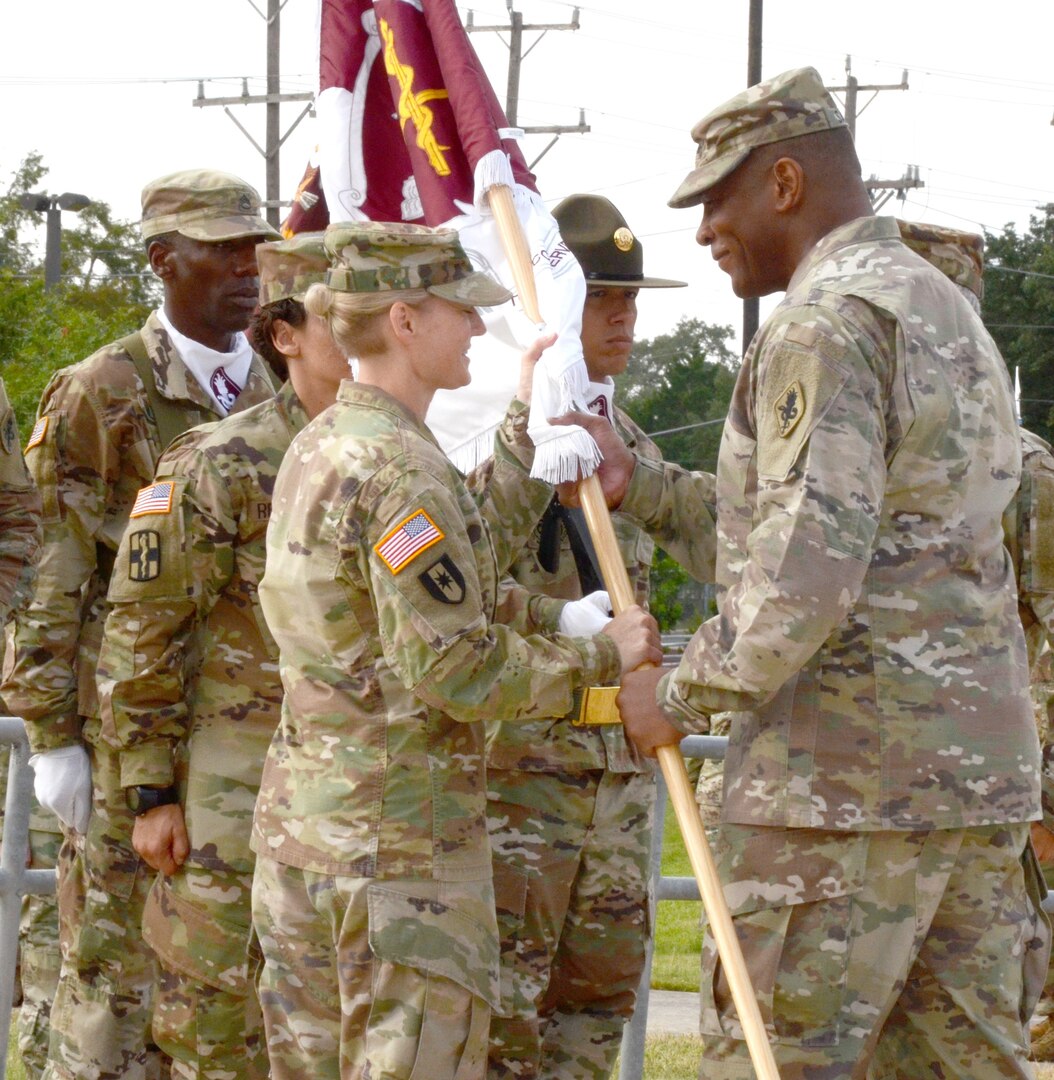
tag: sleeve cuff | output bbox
[619,455,666,522]
[118,744,177,789]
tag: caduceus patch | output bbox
[774,380,805,438]
[129,530,162,582]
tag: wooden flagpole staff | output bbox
[488,182,780,1080]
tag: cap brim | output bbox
[179,214,282,242]
[584,275,687,289]
[667,147,751,210]
[430,271,513,308]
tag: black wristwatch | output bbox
[126,785,179,816]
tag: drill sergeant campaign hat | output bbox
[668,66,847,209]
[141,169,280,242]
[256,232,330,306]
[323,221,513,308]
[553,194,686,289]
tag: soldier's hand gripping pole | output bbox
[487,181,780,1080]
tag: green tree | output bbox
[0,154,157,436]
[618,317,738,630]
[983,208,1054,442]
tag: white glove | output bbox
[558,590,613,637]
[30,745,92,834]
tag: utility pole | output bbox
[742,0,763,355]
[193,0,315,228]
[466,4,590,171]
[827,56,923,211]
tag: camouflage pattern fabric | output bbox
[323,220,513,307]
[623,215,1042,1074]
[0,312,277,1080]
[657,216,1038,832]
[486,407,684,1080]
[252,379,621,1075]
[16,826,61,1079]
[0,376,41,619]
[698,823,1043,1079]
[0,376,47,1074]
[255,232,329,306]
[95,382,310,1079]
[140,169,277,243]
[486,770,653,1080]
[252,858,492,1080]
[668,66,847,210]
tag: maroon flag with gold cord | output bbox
[287,0,597,481]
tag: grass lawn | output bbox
[651,799,704,992]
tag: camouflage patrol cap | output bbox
[141,169,280,242]
[257,232,330,306]
[553,194,686,289]
[896,219,984,302]
[323,221,512,307]
[669,66,847,209]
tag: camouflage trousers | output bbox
[42,741,167,1080]
[252,855,497,1080]
[698,822,1049,1080]
[17,825,62,1080]
[486,768,655,1080]
[143,870,267,1080]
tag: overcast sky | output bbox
[5,0,1053,349]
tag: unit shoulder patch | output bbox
[418,554,465,604]
[773,380,805,439]
[128,529,162,582]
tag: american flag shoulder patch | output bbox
[374,508,443,574]
[25,416,49,452]
[130,481,175,519]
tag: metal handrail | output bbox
[0,718,57,1080]
[618,733,724,1080]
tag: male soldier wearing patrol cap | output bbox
[2,168,281,1080]
[250,220,661,1079]
[484,194,716,1080]
[89,233,348,1080]
[601,67,1048,1077]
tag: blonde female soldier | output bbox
[250,221,661,1080]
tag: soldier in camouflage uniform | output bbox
[611,67,1047,1078]
[88,233,344,1080]
[1,170,280,1080]
[0,379,47,1075]
[250,221,663,1080]
[485,194,711,1080]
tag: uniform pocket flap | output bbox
[715,827,868,917]
[367,883,500,1010]
[143,875,252,990]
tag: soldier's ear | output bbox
[270,319,301,360]
[772,157,804,214]
[148,239,176,281]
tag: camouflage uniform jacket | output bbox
[2,312,278,754]
[485,406,713,774]
[0,378,41,625]
[252,380,621,880]
[645,215,1039,831]
[94,382,308,873]
[1005,427,1054,832]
